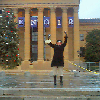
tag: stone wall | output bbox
[0,0,80,5]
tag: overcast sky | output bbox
[79,0,100,19]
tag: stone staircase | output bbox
[0,71,100,100]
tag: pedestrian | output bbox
[45,33,68,85]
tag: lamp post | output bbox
[77,50,82,67]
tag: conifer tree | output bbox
[0,8,20,69]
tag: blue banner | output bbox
[68,17,74,27]
[57,16,62,28]
[31,17,38,27]
[18,17,25,27]
[43,17,50,27]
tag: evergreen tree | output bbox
[85,29,100,62]
[0,8,20,69]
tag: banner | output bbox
[68,17,74,27]
[43,17,50,27]
[57,16,62,28]
[18,17,25,27]
[31,17,38,27]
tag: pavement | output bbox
[0,70,100,100]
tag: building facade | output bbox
[0,0,100,70]
[79,19,100,61]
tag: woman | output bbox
[45,35,68,85]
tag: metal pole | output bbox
[79,54,80,71]
[89,63,90,70]
[99,61,100,72]
[44,27,46,60]
[85,63,87,70]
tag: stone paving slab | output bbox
[0,97,23,100]
[0,90,3,96]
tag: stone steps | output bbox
[1,88,100,96]
[0,96,100,100]
[0,71,100,100]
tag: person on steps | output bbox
[45,33,68,86]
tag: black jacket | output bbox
[48,36,67,67]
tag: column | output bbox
[38,7,44,61]
[13,8,18,26]
[62,7,68,60]
[24,8,30,61]
[73,7,80,61]
[50,7,56,60]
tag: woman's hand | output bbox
[45,39,51,44]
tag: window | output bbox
[32,32,38,41]
[33,27,38,32]
[0,10,2,14]
[80,47,85,57]
[80,34,84,41]
[31,27,38,61]
[32,45,37,53]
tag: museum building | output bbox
[0,0,100,70]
